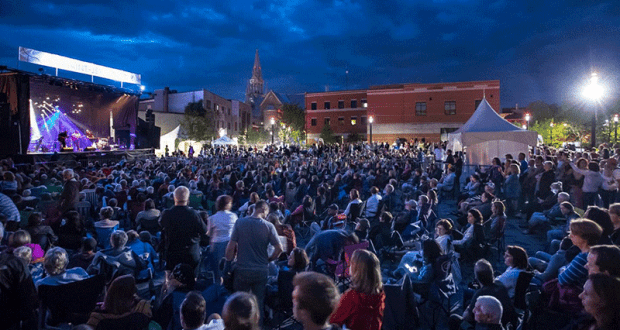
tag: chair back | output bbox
[38,275,105,326]
[189,193,203,209]
[382,275,418,330]
[335,241,370,277]
[277,270,297,310]
[349,202,363,222]
[76,201,91,222]
[514,270,535,310]
[96,312,151,330]
[432,253,457,297]
[139,216,161,236]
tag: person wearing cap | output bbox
[159,186,208,276]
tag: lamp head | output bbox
[582,72,605,101]
[270,117,275,125]
[525,113,531,122]
[369,116,374,124]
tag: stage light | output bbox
[140,85,145,91]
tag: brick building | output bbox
[305,80,500,143]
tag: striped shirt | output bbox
[558,252,588,287]
[0,192,19,222]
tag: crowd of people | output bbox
[0,141,620,330]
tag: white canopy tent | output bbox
[212,135,238,146]
[447,98,538,165]
[157,125,181,156]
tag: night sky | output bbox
[2,0,620,109]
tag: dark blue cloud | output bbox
[1,0,619,108]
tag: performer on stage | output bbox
[58,131,67,149]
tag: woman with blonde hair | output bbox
[330,249,385,330]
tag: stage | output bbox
[11,148,155,167]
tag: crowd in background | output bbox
[0,140,620,330]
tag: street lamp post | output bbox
[582,72,604,148]
[270,117,275,145]
[524,113,531,130]
[614,114,618,144]
[550,121,554,146]
[368,116,374,144]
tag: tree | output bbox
[280,103,306,143]
[242,128,269,145]
[346,133,362,143]
[180,101,215,142]
[320,124,338,144]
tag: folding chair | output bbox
[327,241,370,289]
[38,275,106,328]
[419,253,457,330]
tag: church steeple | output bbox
[246,49,264,103]
[252,49,262,82]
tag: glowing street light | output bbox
[614,114,619,144]
[549,121,554,146]
[270,117,275,145]
[524,113,531,130]
[368,116,374,144]
[583,72,605,147]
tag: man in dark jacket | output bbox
[159,186,208,276]
[58,169,80,214]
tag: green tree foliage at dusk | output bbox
[180,101,216,142]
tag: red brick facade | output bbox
[305,80,500,143]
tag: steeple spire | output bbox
[252,49,262,81]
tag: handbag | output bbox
[542,278,583,313]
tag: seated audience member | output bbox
[153,263,199,330]
[585,245,620,276]
[557,219,602,288]
[488,200,506,237]
[87,274,152,329]
[392,240,442,296]
[292,271,341,330]
[330,249,385,330]
[495,246,529,298]
[608,203,620,245]
[529,237,574,284]
[68,237,98,271]
[135,198,161,234]
[180,291,225,330]
[57,210,86,250]
[354,218,371,241]
[472,296,504,330]
[450,259,516,330]
[88,230,146,277]
[222,292,260,330]
[393,199,418,233]
[9,229,45,262]
[545,201,580,249]
[369,211,401,251]
[343,189,363,220]
[126,230,157,278]
[453,209,485,258]
[318,204,341,231]
[581,206,614,245]
[94,206,119,250]
[35,247,90,288]
[522,192,570,234]
[435,219,454,254]
[577,274,620,330]
[365,186,383,219]
[0,223,39,329]
[266,213,296,254]
[26,212,57,250]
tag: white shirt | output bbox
[208,210,238,243]
[434,147,444,161]
[365,194,382,218]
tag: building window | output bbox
[351,116,357,125]
[361,116,367,125]
[338,100,345,109]
[324,117,330,126]
[445,101,456,115]
[227,108,231,116]
[475,99,482,110]
[324,101,330,110]
[361,99,368,108]
[338,117,344,125]
[235,122,237,130]
[311,102,317,110]
[351,100,357,108]
[311,118,317,126]
[228,122,231,130]
[206,100,211,109]
[415,102,427,116]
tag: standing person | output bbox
[225,200,282,321]
[330,250,385,330]
[159,186,208,276]
[208,195,237,283]
[292,272,342,330]
[569,160,603,208]
[58,169,80,215]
